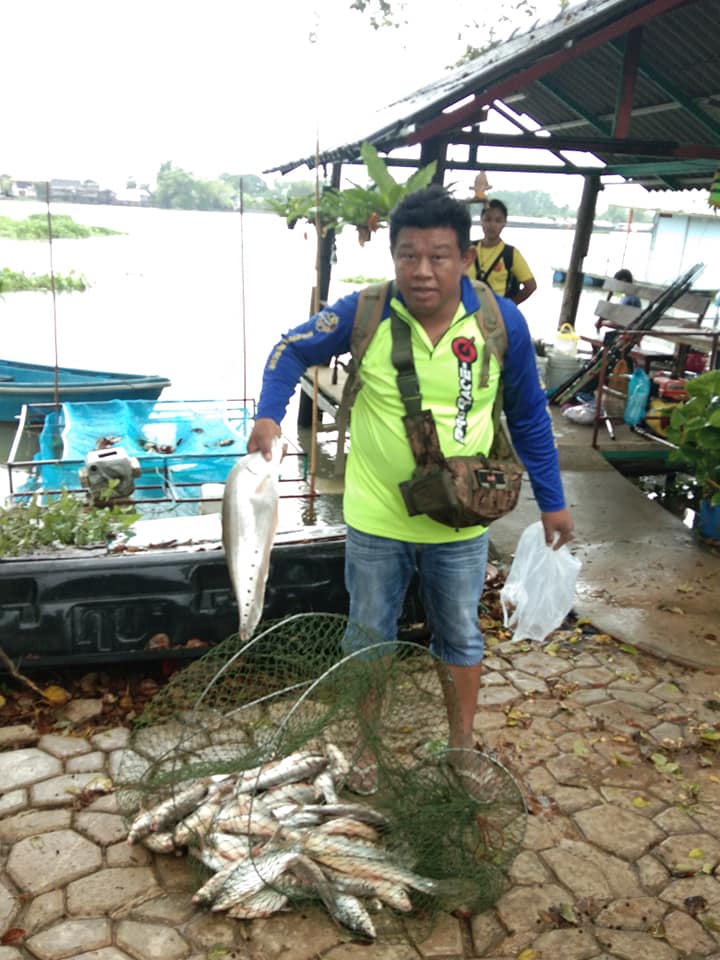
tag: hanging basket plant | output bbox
[269,142,437,244]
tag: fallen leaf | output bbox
[42,685,71,706]
[518,950,538,960]
[573,739,590,757]
[612,753,633,767]
[0,929,25,945]
[677,584,695,593]
[688,848,704,859]
[619,643,639,655]
[699,730,720,742]
[632,796,649,808]
[685,895,707,916]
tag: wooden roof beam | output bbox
[447,131,720,159]
[613,27,644,137]
[608,39,720,139]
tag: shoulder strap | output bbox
[350,281,393,368]
[471,281,507,388]
[335,280,392,424]
[470,281,515,460]
[501,245,514,272]
[475,246,505,284]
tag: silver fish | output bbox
[204,831,253,862]
[127,811,155,845]
[303,832,387,862]
[235,752,328,795]
[311,852,438,895]
[321,865,412,912]
[289,856,377,941]
[300,802,389,828]
[140,831,177,854]
[222,442,282,640]
[332,894,377,940]
[313,770,338,804]
[226,885,290,919]
[260,782,316,808]
[173,797,223,846]
[192,860,243,906]
[315,817,380,842]
[189,845,227,874]
[325,743,352,782]
[148,780,211,833]
[210,850,300,911]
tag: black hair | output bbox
[482,198,508,220]
[614,268,634,283]
[389,184,471,252]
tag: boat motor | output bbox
[79,447,141,504]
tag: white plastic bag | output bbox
[500,521,581,642]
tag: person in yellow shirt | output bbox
[470,199,537,305]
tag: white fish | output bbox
[221,440,283,640]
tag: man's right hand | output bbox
[247,417,281,461]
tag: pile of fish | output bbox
[126,744,439,940]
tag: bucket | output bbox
[545,350,584,391]
[554,323,580,356]
[697,500,720,540]
[536,355,549,389]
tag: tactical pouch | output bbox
[399,411,522,529]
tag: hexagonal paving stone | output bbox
[654,833,720,875]
[116,920,190,960]
[0,748,62,790]
[0,879,19,936]
[7,829,102,895]
[25,918,111,960]
[573,804,665,860]
[66,867,159,915]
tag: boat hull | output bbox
[0,359,170,421]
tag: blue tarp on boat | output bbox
[20,398,253,504]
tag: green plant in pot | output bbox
[666,369,720,538]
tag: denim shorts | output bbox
[343,525,489,666]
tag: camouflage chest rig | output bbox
[334,280,523,529]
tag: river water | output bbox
[0,198,656,516]
[0,198,655,401]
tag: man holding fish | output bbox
[248,185,573,794]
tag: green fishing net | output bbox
[117,612,526,941]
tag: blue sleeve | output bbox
[496,295,567,513]
[255,292,360,422]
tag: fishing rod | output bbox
[238,175,248,405]
[45,182,60,411]
[549,262,706,406]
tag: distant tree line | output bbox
[1,163,654,223]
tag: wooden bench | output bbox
[298,363,350,476]
[588,278,716,376]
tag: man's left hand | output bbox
[541,508,574,549]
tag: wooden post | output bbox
[559,174,601,329]
[420,137,448,185]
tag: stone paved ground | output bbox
[1,629,720,960]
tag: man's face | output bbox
[392,226,473,321]
[481,207,506,245]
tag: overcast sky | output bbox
[2,0,710,212]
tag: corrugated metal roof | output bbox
[266,0,720,193]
